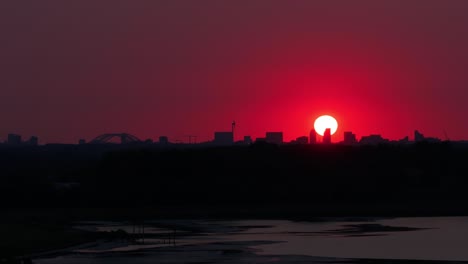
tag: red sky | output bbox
[1,1,468,143]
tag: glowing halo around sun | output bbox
[314,115,338,136]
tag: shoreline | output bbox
[31,218,468,264]
[3,206,468,261]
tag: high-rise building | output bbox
[7,134,21,145]
[214,132,234,146]
[265,132,283,145]
[323,128,331,144]
[343,131,357,145]
[309,129,317,144]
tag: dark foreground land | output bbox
[1,141,468,212]
[2,141,468,260]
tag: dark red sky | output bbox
[2,1,468,144]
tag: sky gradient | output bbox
[2,1,468,144]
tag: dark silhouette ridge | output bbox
[1,141,468,216]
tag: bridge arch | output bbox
[89,133,142,144]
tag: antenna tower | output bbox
[232,120,236,141]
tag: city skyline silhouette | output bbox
[3,1,468,263]
[0,125,447,146]
[2,1,468,144]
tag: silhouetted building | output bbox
[79,139,86,145]
[296,136,308,144]
[265,132,283,145]
[309,129,317,144]
[255,137,266,143]
[7,134,21,145]
[214,132,234,146]
[343,131,357,145]
[244,136,252,145]
[414,130,425,142]
[159,136,169,145]
[26,136,38,146]
[323,128,331,144]
[360,134,389,145]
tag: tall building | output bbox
[323,128,331,144]
[309,129,317,144]
[214,132,234,146]
[343,131,357,145]
[7,134,21,145]
[265,132,283,145]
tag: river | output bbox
[34,216,468,263]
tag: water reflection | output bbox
[229,217,468,261]
[35,217,468,263]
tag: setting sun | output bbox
[314,115,338,136]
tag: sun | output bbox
[314,115,338,136]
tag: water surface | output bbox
[34,217,468,263]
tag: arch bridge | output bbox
[89,133,142,144]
